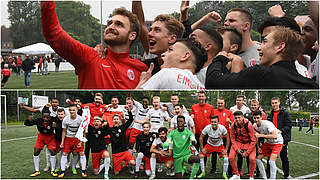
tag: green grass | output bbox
[3,71,78,89]
[1,126,319,179]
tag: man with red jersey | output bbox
[25,110,57,177]
[211,97,234,174]
[40,2,148,89]
[1,64,11,88]
[190,91,214,152]
[229,111,256,180]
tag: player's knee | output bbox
[114,171,119,175]
[151,153,156,158]
[93,169,99,175]
[34,148,41,156]
[199,154,204,159]
[79,152,85,156]
[103,151,110,158]
[130,160,136,165]
[49,149,56,156]
[137,152,144,158]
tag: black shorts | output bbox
[2,76,9,84]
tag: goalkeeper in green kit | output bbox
[163,115,200,179]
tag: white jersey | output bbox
[147,108,169,133]
[202,124,227,147]
[152,137,172,151]
[253,120,283,144]
[141,68,204,90]
[196,66,208,85]
[162,102,189,118]
[239,43,260,67]
[295,60,311,78]
[62,115,82,138]
[38,106,68,117]
[133,100,150,131]
[230,105,251,114]
[170,114,194,131]
[106,106,124,113]
[122,106,138,129]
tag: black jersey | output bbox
[106,111,133,154]
[135,133,154,158]
[87,125,108,153]
[24,118,55,134]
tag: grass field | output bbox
[1,124,319,179]
[3,71,78,89]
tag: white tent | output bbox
[12,43,55,55]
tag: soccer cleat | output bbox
[81,170,88,178]
[54,168,61,173]
[58,172,65,178]
[249,177,254,180]
[197,171,206,178]
[229,174,240,180]
[104,173,109,179]
[169,169,175,176]
[239,171,243,176]
[43,165,50,172]
[129,166,135,175]
[222,173,228,179]
[72,168,78,175]
[182,166,187,177]
[51,171,58,177]
[149,174,156,179]
[157,164,163,172]
[134,171,139,178]
[30,171,40,177]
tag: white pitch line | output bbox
[295,172,320,179]
[1,136,36,142]
[261,159,293,179]
[291,141,319,149]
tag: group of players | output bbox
[20,91,291,179]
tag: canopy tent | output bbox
[12,43,55,55]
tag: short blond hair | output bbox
[154,14,185,38]
[153,96,160,101]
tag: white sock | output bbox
[223,157,229,174]
[104,157,110,174]
[150,157,156,175]
[146,170,151,176]
[61,155,68,171]
[46,148,51,167]
[98,164,105,174]
[72,154,78,169]
[269,160,276,180]
[136,153,144,171]
[33,155,40,172]
[80,155,86,171]
[129,149,133,155]
[50,155,56,171]
[200,158,205,172]
[256,159,267,179]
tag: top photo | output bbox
[1,0,319,90]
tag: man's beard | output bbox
[104,36,128,46]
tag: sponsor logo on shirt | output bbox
[223,113,226,117]
[249,59,256,66]
[182,135,186,139]
[127,69,135,80]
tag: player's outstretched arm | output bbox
[180,0,190,22]
[132,0,150,54]
[191,11,222,31]
[24,115,38,126]
[19,103,41,113]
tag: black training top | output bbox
[87,125,108,153]
[135,133,154,158]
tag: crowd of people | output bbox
[19,92,295,179]
[40,0,318,89]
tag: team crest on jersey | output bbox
[47,126,50,130]
[127,69,135,80]
[116,133,119,137]
[118,129,121,133]
[204,110,207,113]
[223,113,226,117]
[100,108,103,112]
[150,137,153,141]
[182,135,186,139]
[98,131,101,134]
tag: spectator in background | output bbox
[22,55,35,88]
[1,64,11,88]
[43,57,49,75]
[55,57,61,72]
[38,57,43,75]
[305,117,314,135]
[17,56,22,75]
[298,118,303,132]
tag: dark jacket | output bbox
[267,108,292,144]
[143,57,161,75]
[21,58,35,72]
[205,55,318,89]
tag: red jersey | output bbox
[41,2,148,89]
[17,57,22,66]
[1,68,10,77]
[213,108,234,132]
[81,103,106,126]
[191,103,214,135]
[38,58,43,66]
[230,119,256,154]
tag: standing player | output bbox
[87,116,110,179]
[163,94,189,118]
[123,97,138,155]
[134,122,154,178]
[253,110,283,180]
[163,116,200,179]
[53,108,66,173]
[170,104,195,134]
[150,127,174,179]
[105,107,136,175]
[198,115,230,179]
[59,104,87,178]
[24,110,57,177]
[230,95,251,114]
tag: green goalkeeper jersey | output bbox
[164,128,196,159]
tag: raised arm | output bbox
[180,1,190,22]
[24,115,39,126]
[132,0,150,54]
[308,1,319,30]
[19,103,41,113]
[191,11,222,31]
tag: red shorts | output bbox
[91,150,108,169]
[159,154,173,163]
[126,128,132,144]
[261,143,283,157]
[143,156,151,170]
[112,151,134,172]
[34,133,56,150]
[200,144,226,158]
[129,128,143,144]
[63,137,84,153]
[56,141,61,152]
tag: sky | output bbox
[1,0,198,28]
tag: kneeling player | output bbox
[253,110,283,180]
[106,108,136,175]
[59,104,87,178]
[150,127,174,179]
[24,110,57,177]
[198,115,229,179]
[88,116,111,179]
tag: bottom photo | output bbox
[1,90,319,179]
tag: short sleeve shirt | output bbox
[152,137,172,151]
[253,120,283,144]
[202,124,227,147]
[230,105,251,114]
[62,115,82,138]
[147,108,169,133]
[239,43,260,67]
[170,114,194,131]
[122,106,138,129]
